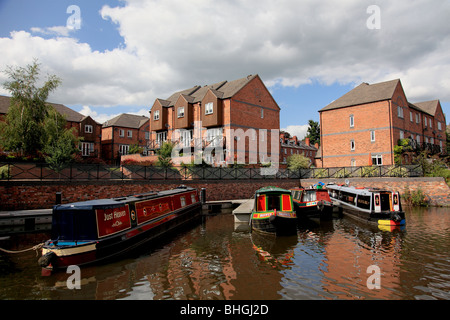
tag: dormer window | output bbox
[177,107,185,118]
[205,102,213,115]
[153,110,160,120]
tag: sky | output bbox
[0,0,449,140]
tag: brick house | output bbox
[0,95,102,160]
[148,74,280,166]
[279,131,318,167]
[102,113,150,164]
[318,79,447,168]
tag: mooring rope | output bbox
[0,243,44,256]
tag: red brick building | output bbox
[279,131,318,166]
[0,95,102,161]
[318,79,447,168]
[102,113,150,164]
[148,74,280,166]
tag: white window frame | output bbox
[400,130,404,140]
[119,129,124,137]
[153,110,160,121]
[371,155,383,166]
[84,125,93,133]
[261,108,264,119]
[119,144,129,155]
[156,131,167,144]
[205,102,214,115]
[350,139,355,151]
[178,107,185,118]
[438,122,442,130]
[370,130,375,142]
[350,115,354,128]
[127,130,132,138]
[397,106,404,118]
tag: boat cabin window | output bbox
[303,190,317,202]
[180,196,186,207]
[356,195,371,209]
[379,193,391,211]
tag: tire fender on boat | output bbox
[269,214,277,224]
[38,251,56,268]
[317,200,324,212]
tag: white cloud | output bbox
[281,125,310,140]
[31,26,73,37]
[1,0,450,117]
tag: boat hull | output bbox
[332,199,405,226]
[40,187,202,270]
[251,211,297,236]
[293,200,333,220]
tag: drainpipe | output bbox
[388,100,394,165]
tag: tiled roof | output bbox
[162,74,258,106]
[319,79,401,112]
[103,113,149,129]
[412,100,439,116]
[0,95,85,122]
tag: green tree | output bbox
[156,141,174,167]
[0,60,61,157]
[42,107,79,172]
[306,120,320,145]
[129,144,144,154]
[394,138,412,164]
[287,154,310,171]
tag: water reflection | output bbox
[0,207,449,300]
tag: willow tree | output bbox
[0,60,61,157]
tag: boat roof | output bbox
[326,184,390,196]
[255,186,291,194]
[54,186,195,211]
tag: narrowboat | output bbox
[291,184,333,220]
[326,184,405,227]
[38,186,202,271]
[250,186,297,236]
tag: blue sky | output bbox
[0,0,448,139]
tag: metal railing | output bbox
[0,162,424,181]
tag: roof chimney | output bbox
[305,137,310,146]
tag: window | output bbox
[351,159,356,167]
[206,127,222,146]
[350,139,355,151]
[438,122,442,130]
[205,102,213,115]
[145,131,150,140]
[400,130,404,139]
[180,196,186,207]
[80,142,94,156]
[119,129,124,137]
[415,113,420,124]
[153,110,160,120]
[431,137,434,144]
[156,131,167,144]
[416,135,420,144]
[84,125,93,133]
[261,108,264,119]
[127,130,132,138]
[178,107,185,118]
[410,111,413,122]
[424,117,427,127]
[397,106,404,118]
[372,155,382,166]
[370,130,375,142]
[119,144,129,155]
[440,141,443,152]
[350,115,354,128]
[429,118,432,128]
[425,137,429,143]
[180,129,193,147]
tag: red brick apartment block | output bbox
[318,79,447,168]
[0,95,102,161]
[148,74,280,166]
[102,113,150,164]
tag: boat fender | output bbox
[393,214,402,222]
[38,251,56,268]
[317,200,324,211]
[269,214,277,224]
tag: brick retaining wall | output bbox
[0,177,449,211]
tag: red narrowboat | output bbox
[38,186,202,271]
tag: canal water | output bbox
[0,207,449,300]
